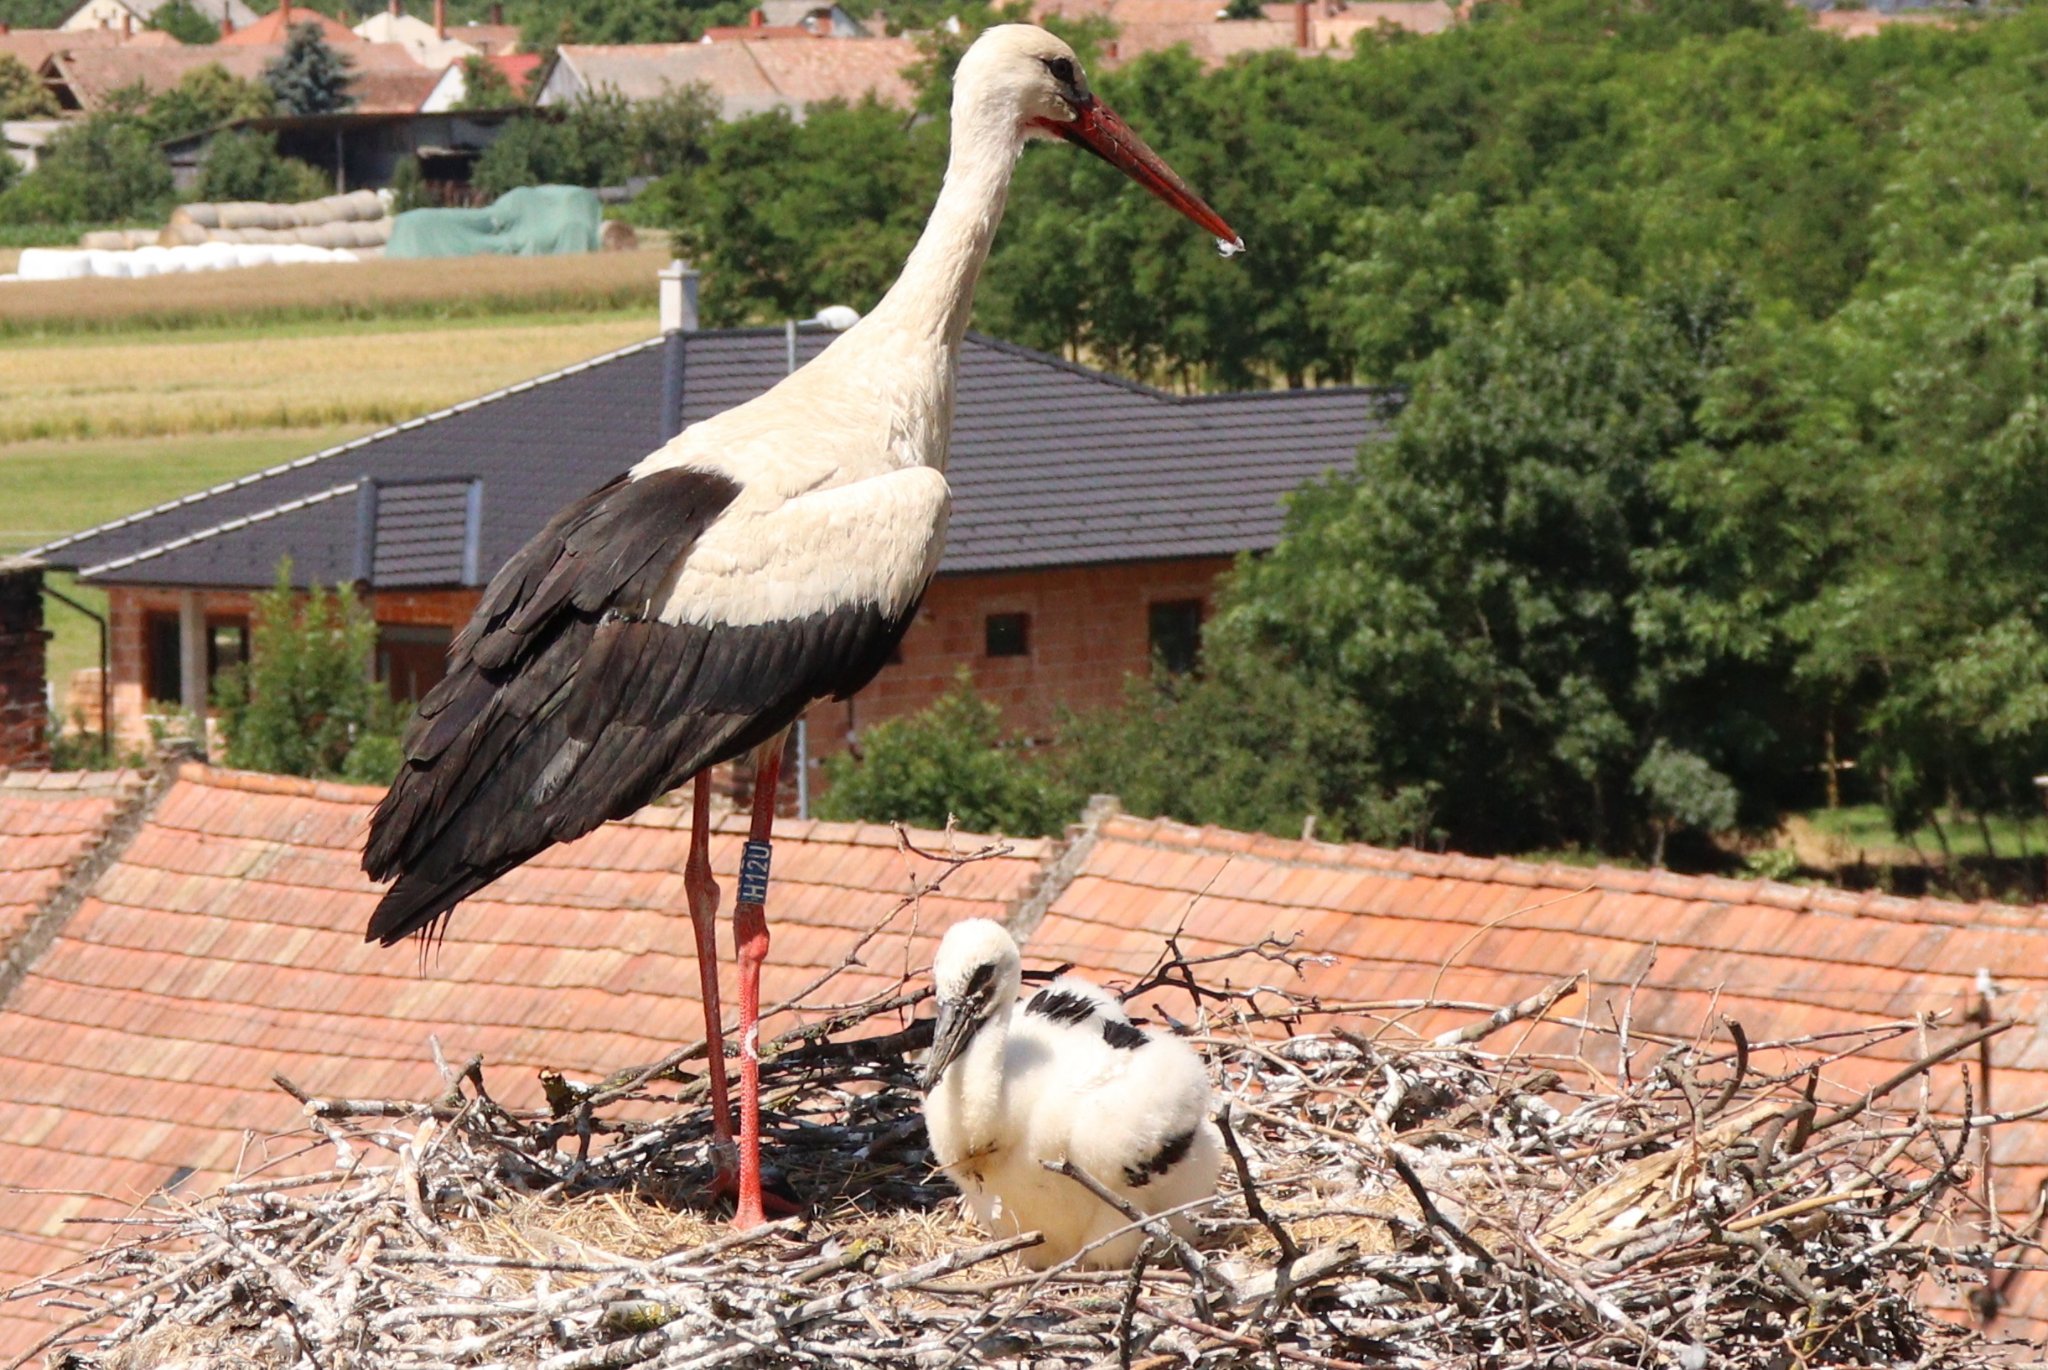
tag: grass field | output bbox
[6,254,673,721]
[3,429,372,702]
[0,313,657,442]
[0,246,673,338]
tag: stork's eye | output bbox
[1043,56,1077,88]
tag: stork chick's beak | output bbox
[922,997,980,1093]
[1036,97,1244,255]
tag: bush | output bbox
[142,63,273,143]
[213,562,402,781]
[816,671,1080,836]
[0,52,57,118]
[472,87,713,196]
[198,130,330,204]
[147,0,221,43]
[0,114,172,225]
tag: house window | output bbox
[1148,599,1203,675]
[377,624,453,703]
[208,619,249,680]
[144,611,182,705]
[984,612,1029,659]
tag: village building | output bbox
[533,35,919,119]
[28,273,1395,765]
[55,0,257,36]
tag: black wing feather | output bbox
[361,465,923,947]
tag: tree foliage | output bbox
[142,63,274,142]
[199,129,330,203]
[213,564,401,783]
[0,52,57,119]
[472,86,715,196]
[453,53,517,110]
[265,21,355,116]
[148,0,222,42]
[0,112,172,224]
[816,671,1079,836]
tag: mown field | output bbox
[3,250,674,715]
[0,246,672,337]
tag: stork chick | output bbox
[921,919,1221,1268]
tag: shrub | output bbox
[142,63,273,143]
[816,671,1080,836]
[0,52,56,118]
[213,562,402,781]
[198,130,330,204]
[0,114,172,225]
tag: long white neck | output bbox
[939,1000,1015,1156]
[866,102,1023,348]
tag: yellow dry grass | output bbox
[0,315,658,442]
[0,246,674,336]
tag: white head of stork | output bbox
[922,920,1222,1269]
[362,24,1240,1232]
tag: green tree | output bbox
[265,21,355,116]
[198,129,330,203]
[453,52,516,110]
[471,87,708,194]
[1633,740,1739,868]
[1058,649,1438,846]
[817,672,1080,836]
[1220,279,1763,856]
[0,112,172,224]
[148,0,222,42]
[0,52,57,119]
[660,98,941,323]
[213,564,401,782]
[142,63,273,142]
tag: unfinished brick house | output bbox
[31,297,1394,771]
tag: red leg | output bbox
[684,772,735,1156]
[731,735,784,1229]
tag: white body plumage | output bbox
[921,920,1222,1269]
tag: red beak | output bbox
[1035,97,1244,254]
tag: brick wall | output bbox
[97,560,1227,763]
[101,585,484,747]
[0,559,52,769]
[804,556,1234,757]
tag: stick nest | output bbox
[9,920,2038,1370]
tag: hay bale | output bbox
[335,189,384,222]
[600,220,639,252]
[157,221,209,247]
[78,230,131,250]
[171,203,220,230]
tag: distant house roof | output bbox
[757,0,871,35]
[217,5,361,44]
[351,9,476,67]
[57,0,259,33]
[1030,0,1456,63]
[38,40,427,112]
[699,22,815,41]
[31,330,1397,589]
[0,25,125,72]
[539,35,916,119]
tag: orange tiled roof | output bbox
[1025,811,2048,1328]
[217,5,361,44]
[0,763,1048,1357]
[0,770,141,955]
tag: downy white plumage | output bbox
[922,920,1222,1268]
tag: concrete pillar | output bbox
[178,591,207,717]
[0,556,52,769]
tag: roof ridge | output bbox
[77,480,362,581]
[1098,812,2045,927]
[0,763,172,1008]
[184,762,390,805]
[30,336,665,564]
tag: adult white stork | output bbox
[922,920,1222,1268]
[360,23,1242,1230]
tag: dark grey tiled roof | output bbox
[33,332,1396,588]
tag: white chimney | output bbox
[659,260,700,334]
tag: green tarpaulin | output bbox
[384,185,603,259]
